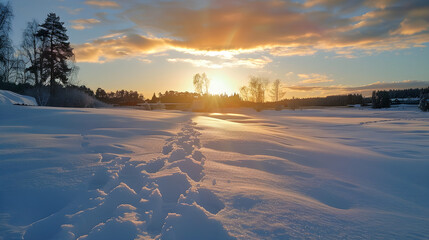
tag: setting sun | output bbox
[209,77,233,95]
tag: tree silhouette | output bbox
[270,79,285,102]
[371,90,391,108]
[151,92,158,102]
[202,73,210,94]
[95,88,107,99]
[21,20,43,86]
[239,76,269,103]
[419,87,429,111]
[36,13,74,97]
[240,86,249,101]
[0,2,13,82]
[193,72,210,95]
[193,73,202,94]
[249,76,269,103]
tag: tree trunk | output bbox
[49,31,55,97]
[33,35,39,86]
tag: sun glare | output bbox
[209,78,233,95]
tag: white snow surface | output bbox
[0,90,38,106]
[0,104,428,239]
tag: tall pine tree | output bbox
[36,13,73,97]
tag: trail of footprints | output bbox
[25,120,232,240]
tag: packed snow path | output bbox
[23,120,233,240]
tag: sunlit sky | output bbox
[9,0,429,98]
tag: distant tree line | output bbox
[157,91,199,103]
[95,88,145,105]
[284,94,364,109]
[371,87,429,109]
[388,88,422,99]
[194,93,241,111]
[144,89,241,111]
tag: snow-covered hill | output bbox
[0,90,38,106]
[0,104,428,239]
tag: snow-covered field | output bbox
[1,104,428,239]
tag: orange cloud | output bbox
[122,0,429,55]
[167,57,272,69]
[71,18,101,30]
[270,46,318,56]
[85,0,119,8]
[297,73,334,84]
[74,0,429,63]
[160,56,271,69]
[73,34,169,63]
[123,1,322,51]
[73,31,273,68]
[392,18,429,36]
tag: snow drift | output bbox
[0,90,38,106]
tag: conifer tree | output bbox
[36,13,74,97]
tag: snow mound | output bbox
[160,203,233,240]
[0,90,38,106]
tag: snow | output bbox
[0,104,429,239]
[0,90,38,106]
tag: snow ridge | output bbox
[23,120,233,240]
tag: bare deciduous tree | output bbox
[0,1,13,82]
[21,19,43,86]
[240,86,249,101]
[249,76,269,103]
[270,79,286,102]
[193,73,202,94]
[202,73,210,94]
[193,72,210,95]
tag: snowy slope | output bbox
[0,104,428,239]
[0,90,38,106]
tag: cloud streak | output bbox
[297,73,334,84]
[84,0,120,8]
[167,56,272,69]
[71,18,101,30]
